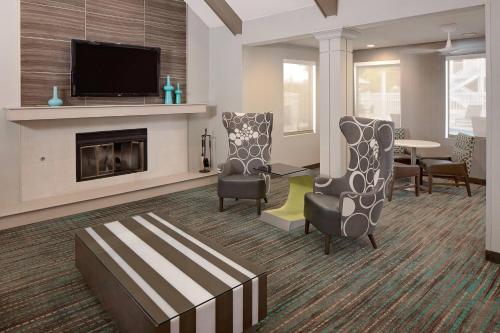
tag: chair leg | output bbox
[368,234,378,249]
[454,177,460,187]
[264,197,268,204]
[415,175,420,197]
[388,177,395,202]
[324,235,331,255]
[428,173,433,194]
[256,199,261,216]
[464,166,472,197]
[305,219,310,234]
[219,197,224,212]
[420,167,424,185]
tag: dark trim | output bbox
[485,250,500,264]
[469,177,486,186]
[303,163,320,170]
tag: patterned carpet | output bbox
[0,177,498,332]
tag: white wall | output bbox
[243,44,320,167]
[0,1,21,206]
[354,39,487,179]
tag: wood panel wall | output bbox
[20,0,186,106]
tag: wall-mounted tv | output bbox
[71,40,161,97]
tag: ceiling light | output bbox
[366,44,376,48]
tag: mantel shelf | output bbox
[5,103,207,121]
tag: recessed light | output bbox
[462,32,478,38]
[366,44,376,48]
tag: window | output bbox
[446,55,486,137]
[354,60,401,127]
[283,60,316,135]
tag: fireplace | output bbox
[76,129,147,182]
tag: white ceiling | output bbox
[282,6,485,50]
[186,0,317,28]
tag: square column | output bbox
[315,28,359,178]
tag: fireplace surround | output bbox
[76,129,147,182]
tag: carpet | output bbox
[0,178,498,332]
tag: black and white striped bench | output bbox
[75,212,267,333]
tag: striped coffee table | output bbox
[75,212,267,333]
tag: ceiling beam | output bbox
[204,0,242,35]
[314,0,338,17]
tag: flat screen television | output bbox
[71,40,161,97]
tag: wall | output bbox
[243,44,320,167]
[0,1,21,207]
[20,0,186,106]
[354,39,487,179]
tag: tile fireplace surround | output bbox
[1,104,213,220]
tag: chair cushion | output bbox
[394,153,411,164]
[304,193,341,236]
[218,174,266,199]
[420,158,454,168]
[393,162,420,179]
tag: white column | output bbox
[314,28,359,178]
[486,0,500,257]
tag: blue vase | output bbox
[163,76,174,105]
[48,86,63,107]
[175,83,182,104]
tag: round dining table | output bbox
[394,139,441,165]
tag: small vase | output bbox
[175,82,182,104]
[163,76,174,105]
[48,86,63,107]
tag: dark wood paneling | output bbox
[21,37,71,74]
[85,97,146,106]
[23,0,85,11]
[86,0,145,21]
[86,13,145,45]
[145,0,186,27]
[21,2,85,40]
[20,0,187,106]
[21,72,85,106]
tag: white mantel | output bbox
[6,103,207,121]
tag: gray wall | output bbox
[354,39,486,179]
[242,44,320,167]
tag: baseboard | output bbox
[0,175,217,231]
[485,250,500,264]
[304,163,320,170]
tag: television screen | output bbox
[71,40,160,97]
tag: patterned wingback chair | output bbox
[420,133,475,197]
[304,116,394,254]
[217,112,273,215]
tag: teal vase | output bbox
[175,83,182,104]
[163,76,174,105]
[48,86,63,107]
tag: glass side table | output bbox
[255,163,315,231]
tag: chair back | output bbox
[394,128,409,154]
[339,116,394,236]
[451,133,475,174]
[222,112,273,175]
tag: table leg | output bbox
[259,175,314,231]
[411,147,417,165]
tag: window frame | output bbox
[445,53,486,138]
[282,59,317,136]
[354,59,401,126]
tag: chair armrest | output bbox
[338,184,384,237]
[419,156,452,161]
[314,176,347,196]
[217,160,233,178]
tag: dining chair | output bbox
[217,112,273,215]
[388,162,420,201]
[304,116,394,254]
[419,133,475,196]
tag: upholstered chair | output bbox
[304,116,394,254]
[394,128,412,164]
[420,133,475,196]
[218,112,273,215]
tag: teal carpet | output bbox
[0,178,498,332]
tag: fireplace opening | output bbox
[76,129,147,182]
